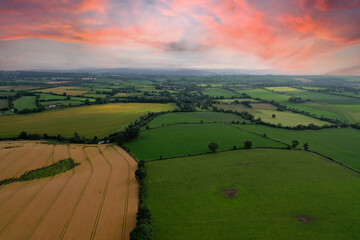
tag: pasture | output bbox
[145,149,360,240]
[239,125,360,171]
[0,103,175,138]
[0,99,8,109]
[13,96,37,111]
[146,112,249,128]
[214,104,328,127]
[126,123,285,160]
[35,87,88,96]
[38,93,67,101]
[0,142,137,240]
[202,88,239,98]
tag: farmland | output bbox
[202,88,239,98]
[146,112,249,128]
[0,142,138,240]
[126,123,285,160]
[35,87,88,96]
[238,125,360,171]
[145,149,360,240]
[13,96,37,111]
[0,99,8,109]
[0,103,175,138]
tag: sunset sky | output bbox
[0,0,359,74]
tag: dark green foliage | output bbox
[0,158,79,187]
[292,140,299,148]
[304,142,309,151]
[137,205,152,224]
[244,141,252,149]
[208,142,219,153]
[20,158,79,181]
[130,223,153,240]
[135,168,147,180]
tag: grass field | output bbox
[35,87,88,96]
[0,99,8,109]
[0,142,137,240]
[216,98,260,103]
[13,96,37,111]
[238,125,360,171]
[145,149,360,240]
[38,93,67,101]
[203,88,239,98]
[146,112,249,128]
[126,123,285,160]
[266,87,303,92]
[0,103,175,138]
[83,93,108,98]
[39,100,83,106]
[214,104,328,127]
[0,92,16,97]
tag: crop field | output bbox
[239,125,360,171]
[146,112,249,128]
[13,96,37,111]
[0,99,8,109]
[214,104,328,127]
[126,123,285,160]
[35,87,88,96]
[0,103,175,138]
[145,149,360,240]
[0,142,138,240]
[202,88,239,98]
[83,93,109,98]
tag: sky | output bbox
[0,0,360,74]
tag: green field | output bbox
[146,112,249,128]
[238,125,360,171]
[13,96,37,111]
[203,88,239,98]
[126,123,285,160]
[83,93,108,98]
[0,92,16,97]
[40,100,83,106]
[0,99,8,109]
[146,149,360,240]
[38,93,67,101]
[0,103,175,138]
[214,104,328,127]
[216,98,260,103]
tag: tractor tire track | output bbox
[57,146,94,240]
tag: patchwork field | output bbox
[0,142,138,240]
[35,87,88,96]
[146,112,249,128]
[214,104,328,127]
[0,103,175,138]
[145,149,360,240]
[126,123,285,160]
[203,88,239,98]
[13,96,37,111]
[239,125,360,171]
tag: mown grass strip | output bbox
[0,158,79,187]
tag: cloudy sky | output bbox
[0,0,359,74]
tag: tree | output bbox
[135,168,146,180]
[19,131,27,139]
[130,223,153,240]
[208,142,219,153]
[272,114,276,118]
[146,125,150,130]
[137,205,151,223]
[85,99,90,105]
[292,140,299,148]
[303,142,309,151]
[244,141,252,149]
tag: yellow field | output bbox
[0,142,138,240]
[0,103,176,138]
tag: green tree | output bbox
[135,168,146,180]
[130,223,153,240]
[208,142,219,153]
[292,140,299,148]
[244,141,252,149]
[137,205,152,223]
[85,99,90,105]
[303,142,309,151]
[272,114,276,118]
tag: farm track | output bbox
[112,146,132,240]
[25,145,74,240]
[90,147,113,240]
[57,146,94,240]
